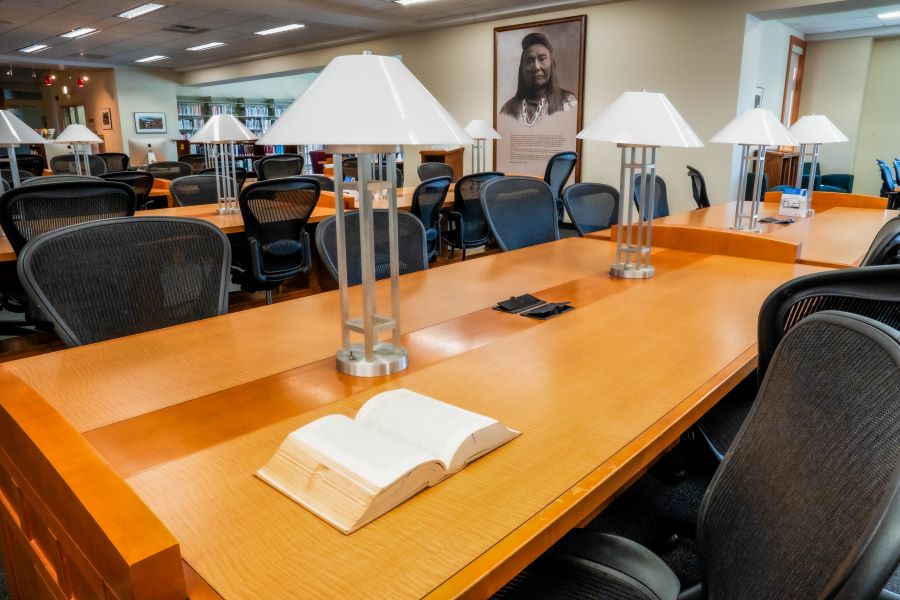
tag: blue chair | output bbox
[562,183,618,236]
[544,151,577,221]
[480,177,558,251]
[877,160,899,208]
[632,174,669,218]
[441,171,504,260]
[410,176,451,262]
[803,162,854,193]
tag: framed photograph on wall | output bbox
[100,108,113,130]
[494,15,586,182]
[134,112,166,133]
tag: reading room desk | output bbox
[0,238,824,599]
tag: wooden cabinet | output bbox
[419,147,464,180]
[761,148,800,188]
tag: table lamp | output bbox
[54,124,103,176]
[577,91,702,279]
[788,114,848,201]
[190,114,257,214]
[258,52,471,376]
[0,110,47,187]
[464,119,500,173]
[710,108,796,232]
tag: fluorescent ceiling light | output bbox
[877,10,900,19]
[394,0,432,5]
[18,44,49,53]
[255,23,305,35]
[117,3,166,19]
[135,55,168,63]
[186,41,226,51]
[60,27,97,38]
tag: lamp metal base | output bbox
[610,263,655,279]
[729,225,761,233]
[336,342,408,377]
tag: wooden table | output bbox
[0,238,823,599]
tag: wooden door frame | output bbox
[780,35,807,126]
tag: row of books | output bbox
[244,118,274,132]
[177,103,203,116]
[245,104,270,117]
[178,117,205,131]
[210,104,235,115]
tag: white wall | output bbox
[115,67,180,161]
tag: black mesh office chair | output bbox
[20,175,102,186]
[199,167,248,191]
[861,216,900,266]
[743,171,768,203]
[50,154,107,176]
[632,174,670,218]
[417,162,454,181]
[171,174,227,207]
[316,210,427,286]
[410,176,451,261]
[496,311,900,600]
[146,161,192,181]
[442,171,503,260]
[562,183,618,237]
[17,217,230,346]
[257,154,304,181]
[178,153,207,173]
[9,153,45,176]
[0,170,34,186]
[544,151,577,220]
[481,176,559,251]
[96,152,129,172]
[341,158,358,180]
[100,170,155,210]
[686,166,710,209]
[231,177,321,304]
[302,174,334,193]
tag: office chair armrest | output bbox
[301,229,312,272]
[440,210,464,245]
[821,174,853,192]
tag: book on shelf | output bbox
[256,388,519,534]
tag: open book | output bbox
[256,388,519,534]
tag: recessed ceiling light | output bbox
[394,0,431,5]
[117,3,166,19]
[254,23,305,36]
[186,41,226,51]
[18,44,49,53]
[135,55,168,63]
[60,27,98,38]
[877,10,900,19]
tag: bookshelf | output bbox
[175,96,295,158]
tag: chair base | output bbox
[336,342,408,377]
[611,263,655,279]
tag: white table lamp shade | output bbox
[464,119,500,140]
[191,114,257,143]
[0,110,46,146]
[257,54,472,147]
[577,91,703,148]
[788,114,848,145]
[710,108,797,146]
[54,123,103,144]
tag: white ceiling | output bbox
[782,4,900,34]
[0,0,609,72]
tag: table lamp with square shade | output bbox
[577,91,702,279]
[190,114,257,214]
[0,110,46,187]
[464,119,500,173]
[258,52,471,376]
[710,108,797,232]
[788,114,848,201]
[54,124,103,176]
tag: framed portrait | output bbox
[100,108,113,130]
[494,15,586,182]
[134,112,166,133]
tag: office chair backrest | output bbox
[877,159,896,197]
[0,178,7,193]
[757,265,900,383]
[686,165,710,209]
[170,174,228,207]
[17,217,230,346]
[894,158,900,186]
[199,166,247,190]
[301,174,334,192]
[742,171,768,202]
[632,173,670,218]
[50,154,107,176]
[0,170,34,185]
[96,152,129,173]
[239,177,321,279]
[562,183,618,235]
[417,162,454,181]
[341,158,358,180]
[20,174,102,186]
[309,149,327,174]
[452,171,504,245]
[257,154,304,181]
[861,216,900,266]
[316,210,427,286]
[7,153,45,175]
[0,181,136,254]
[178,153,207,173]
[544,151,577,200]
[481,176,559,251]
[146,161,192,180]
[100,170,155,210]
[698,310,900,600]
[411,176,451,232]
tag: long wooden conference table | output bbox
[0,236,823,599]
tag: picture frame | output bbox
[494,15,586,182]
[134,111,166,133]
[100,108,113,130]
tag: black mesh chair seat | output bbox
[20,174,103,186]
[632,174,670,219]
[411,176,451,261]
[257,154,304,181]
[199,167,248,191]
[50,153,107,176]
[544,151,577,221]
[178,153,207,173]
[231,177,321,303]
[481,176,559,251]
[171,174,229,207]
[562,182,618,236]
[146,161,192,180]
[316,209,427,286]
[686,165,710,209]
[417,162,454,181]
[96,152,129,173]
[100,171,154,210]
[498,311,900,600]
[17,217,230,346]
[861,215,900,266]
[442,171,503,260]
[0,169,34,185]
